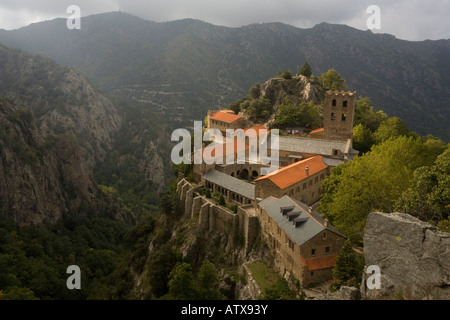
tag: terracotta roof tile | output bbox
[202,142,249,161]
[255,156,328,189]
[210,110,242,123]
[310,128,324,134]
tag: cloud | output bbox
[0,0,449,40]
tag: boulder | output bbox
[361,212,450,299]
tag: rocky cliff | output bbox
[0,97,133,226]
[0,44,146,225]
[361,212,450,299]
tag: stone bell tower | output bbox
[323,90,356,141]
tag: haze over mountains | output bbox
[0,11,449,140]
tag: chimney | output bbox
[305,166,309,176]
[309,206,312,213]
[324,218,328,227]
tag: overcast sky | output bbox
[0,0,449,41]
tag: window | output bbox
[343,100,348,107]
[309,180,313,186]
[287,254,294,265]
[315,177,319,183]
[323,232,327,239]
[334,150,339,156]
[331,112,335,121]
[288,239,295,251]
[311,248,316,256]
[341,113,347,121]
[325,246,330,253]
[320,174,325,180]
[277,226,281,236]
[310,271,315,276]
[332,99,337,107]
[303,183,307,190]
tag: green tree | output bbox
[282,70,292,79]
[197,260,225,300]
[0,287,39,300]
[319,136,437,242]
[229,97,249,114]
[168,263,197,300]
[249,83,261,99]
[219,194,226,206]
[319,69,348,91]
[246,98,272,121]
[147,245,178,298]
[352,123,374,154]
[395,146,450,224]
[273,98,321,129]
[374,117,410,143]
[298,62,312,77]
[354,97,387,132]
[331,241,364,290]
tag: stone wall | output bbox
[255,169,326,205]
[361,212,450,299]
[257,205,345,287]
[177,178,259,255]
[323,91,356,141]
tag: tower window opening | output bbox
[331,112,335,121]
[332,99,337,107]
[341,113,346,121]
[343,100,348,107]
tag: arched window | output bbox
[332,99,337,107]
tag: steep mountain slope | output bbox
[0,45,142,225]
[0,97,131,226]
[0,12,448,139]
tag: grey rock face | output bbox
[361,212,450,299]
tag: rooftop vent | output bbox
[305,166,309,176]
[294,217,309,228]
[280,206,295,215]
[287,212,301,221]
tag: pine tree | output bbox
[219,194,226,206]
[298,62,312,77]
[331,240,364,289]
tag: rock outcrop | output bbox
[361,212,450,299]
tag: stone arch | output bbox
[239,169,249,180]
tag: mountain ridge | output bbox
[0,12,448,140]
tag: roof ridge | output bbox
[286,196,325,229]
[255,155,323,181]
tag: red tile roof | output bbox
[310,128,324,134]
[210,110,242,123]
[301,256,336,271]
[202,142,249,161]
[255,156,328,189]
